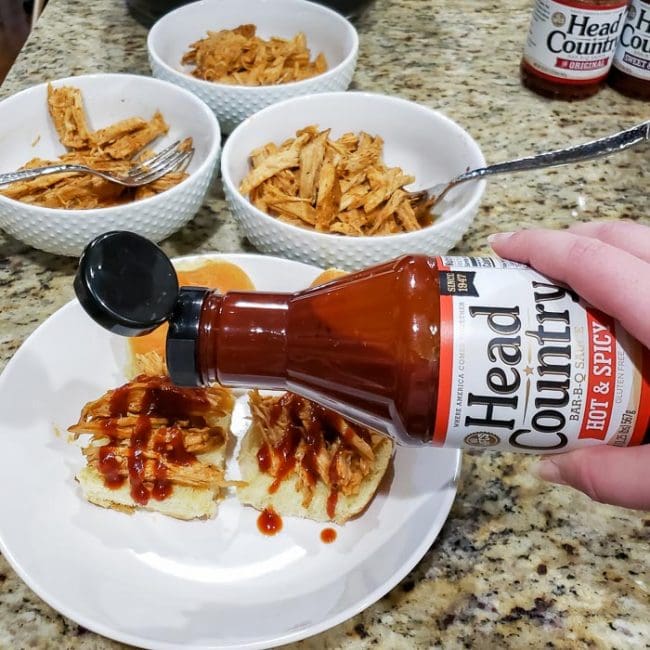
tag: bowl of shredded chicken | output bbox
[0,73,221,256]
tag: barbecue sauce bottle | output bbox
[521,0,628,99]
[75,232,650,454]
[608,0,650,99]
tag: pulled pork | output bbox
[69,375,233,499]
[249,390,386,510]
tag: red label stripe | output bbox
[579,310,616,441]
[630,345,650,446]
[522,59,610,85]
[433,258,452,446]
[551,0,627,9]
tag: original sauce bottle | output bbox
[608,0,650,99]
[521,0,628,99]
[75,233,650,455]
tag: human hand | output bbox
[489,220,650,511]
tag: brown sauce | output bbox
[127,449,149,505]
[98,446,125,489]
[320,528,337,544]
[267,425,299,494]
[257,442,271,472]
[253,393,375,520]
[327,448,340,519]
[100,419,118,437]
[326,489,339,520]
[608,0,650,100]
[99,382,201,504]
[127,415,152,505]
[152,459,171,501]
[108,376,211,421]
[136,375,210,418]
[151,427,196,501]
[155,427,196,466]
[257,507,283,535]
[301,404,324,488]
[300,448,319,488]
[520,0,628,100]
[108,384,131,417]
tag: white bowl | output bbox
[221,92,486,270]
[0,73,221,257]
[148,0,358,134]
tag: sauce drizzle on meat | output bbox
[74,375,230,505]
[128,415,152,505]
[252,392,379,520]
[98,447,125,489]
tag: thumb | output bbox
[532,445,650,511]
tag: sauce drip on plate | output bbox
[257,507,283,536]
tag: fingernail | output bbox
[530,459,567,485]
[487,232,514,247]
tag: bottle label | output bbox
[612,0,650,80]
[434,257,650,453]
[523,0,628,84]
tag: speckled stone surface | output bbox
[0,0,649,648]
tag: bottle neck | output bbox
[193,255,441,445]
[197,290,291,389]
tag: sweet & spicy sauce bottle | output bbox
[608,0,650,99]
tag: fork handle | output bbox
[0,164,88,186]
[454,120,650,186]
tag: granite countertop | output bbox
[0,0,649,648]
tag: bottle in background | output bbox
[608,0,650,99]
[521,0,628,99]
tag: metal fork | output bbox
[0,140,194,187]
[409,121,650,208]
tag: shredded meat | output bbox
[69,375,234,493]
[249,390,386,507]
[82,438,226,491]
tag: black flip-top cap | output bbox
[75,231,179,337]
[167,287,210,387]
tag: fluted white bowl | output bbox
[221,92,486,270]
[148,0,358,134]
[0,73,221,257]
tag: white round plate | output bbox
[0,253,460,650]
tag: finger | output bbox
[488,229,650,349]
[532,445,650,511]
[568,220,650,264]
